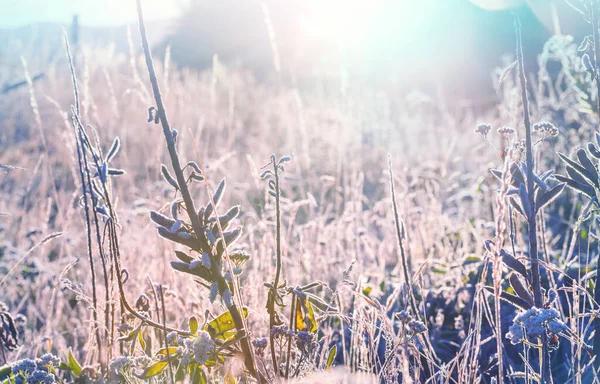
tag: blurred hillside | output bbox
[0,0,589,104]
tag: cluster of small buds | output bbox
[133,355,153,368]
[230,249,250,268]
[497,126,515,136]
[515,139,526,153]
[175,331,215,366]
[296,331,318,352]
[395,310,427,334]
[408,320,427,334]
[506,307,568,345]
[11,359,37,375]
[533,121,559,137]
[35,354,61,371]
[252,337,268,349]
[252,337,268,356]
[108,356,133,374]
[475,123,492,138]
[166,331,179,345]
[397,310,411,323]
[11,356,60,384]
[270,325,294,339]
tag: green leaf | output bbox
[362,286,373,297]
[141,361,168,377]
[577,148,599,186]
[462,255,481,266]
[118,323,142,342]
[204,355,225,367]
[325,345,337,370]
[535,182,565,212]
[558,152,597,186]
[224,369,236,384]
[64,348,83,376]
[0,364,12,381]
[499,249,528,277]
[509,196,525,217]
[190,316,199,334]
[199,368,208,384]
[205,307,248,339]
[484,286,532,310]
[156,347,178,356]
[296,296,318,333]
[296,297,305,332]
[138,329,146,351]
[555,174,595,198]
[431,263,447,274]
[509,274,533,306]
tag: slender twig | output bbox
[71,117,103,362]
[514,15,551,383]
[65,30,113,365]
[266,156,284,376]
[388,155,418,316]
[159,285,175,384]
[284,292,296,380]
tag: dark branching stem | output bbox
[514,15,551,383]
[134,0,261,380]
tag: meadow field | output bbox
[2,1,600,383]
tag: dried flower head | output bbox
[475,123,492,138]
[497,126,515,136]
[533,121,558,137]
[506,307,567,345]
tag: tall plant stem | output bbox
[134,1,261,380]
[267,158,283,376]
[514,15,551,383]
[64,31,103,365]
[388,155,418,316]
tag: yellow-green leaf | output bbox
[295,297,305,331]
[192,367,207,384]
[66,348,83,376]
[325,345,337,370]
[224,368,236,384]
[138,330,146,351]
[205,307,248,339]
[118,323,142,342]
[190,316,199,334]
[155,347,178,356]
[462,255,481,265]
[142,361,168,377]
[296,297,317,333]
[362,286,373,296]
[204,355,225,367]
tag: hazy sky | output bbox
[1,0,188,28]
